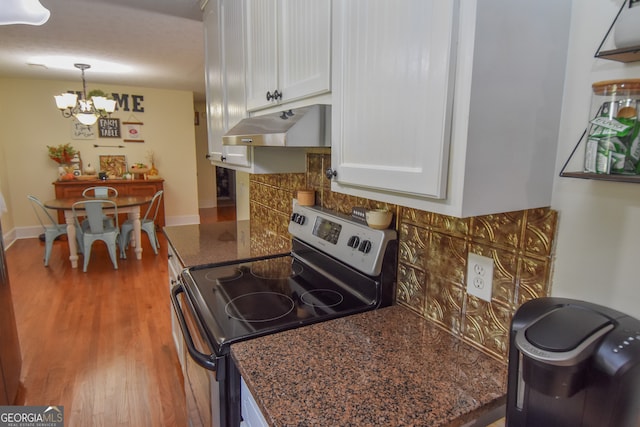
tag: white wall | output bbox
[552,0,640,319]
[194,101,217,208]
[0,77,200,235]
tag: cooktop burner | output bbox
[183,250,383,353]
[225,292,295,323]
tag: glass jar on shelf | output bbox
[585,79,640,175]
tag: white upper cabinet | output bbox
[330,0,571,218]
[203,0,225,164]
[204,0,311,174]
[205,0,251,168]
[245,0,331,111]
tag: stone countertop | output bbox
[232,305,507,427]
[163,221,271,267]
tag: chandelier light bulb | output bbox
[54,92,78,109]
[75,113,98,126]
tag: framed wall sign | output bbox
[98,118,121,138]
[122,121,144,142]
[71,120,96,140]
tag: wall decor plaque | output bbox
[122,121,144,142]
[98,118,121,138]
[71,119,96,140]
[99,155,127,178]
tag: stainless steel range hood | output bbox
[222,104,331,147]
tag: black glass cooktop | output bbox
[182,252,380,355]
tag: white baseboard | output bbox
[165,215,200,226]
[2,226,18,249]
[14,226,42,239]
[198,198,217,208]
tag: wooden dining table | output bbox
[44,195,152,269]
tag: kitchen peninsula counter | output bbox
[232,305,508,427]
[163,221,248,267]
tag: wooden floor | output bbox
[199,205,236,223]
[6,204,235,426]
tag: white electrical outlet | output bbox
[466,253,494,302]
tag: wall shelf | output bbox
[595,45,640,63]
[560,0,640,183]
[559,130,640,184]
[595,0,640,63]
[560,171,640,183]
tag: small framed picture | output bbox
[98,118,121,138]
[99,155,127,178]
[123,121,144,143]
[71,119,96,139]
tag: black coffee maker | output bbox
[506,297,640,427]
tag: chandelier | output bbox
[54,63,116,126]
[0,0,50,26]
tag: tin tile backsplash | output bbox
[249,150,558,363]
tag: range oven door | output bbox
[171,283,240,427]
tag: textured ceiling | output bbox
[0,0,206,100]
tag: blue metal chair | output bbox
[119,190,163,258]
[82,186,118,198]
[82,186,118,227]
[73,199,120,272]
[28,195,70,267]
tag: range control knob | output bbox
[358,240,372,254]
[347,236,360,248]
[294,214,306,225]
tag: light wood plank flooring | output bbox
[199,205,236,223]
[6,232,187,426]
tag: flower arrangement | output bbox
[146,150,159,176]
[47,143,78,164]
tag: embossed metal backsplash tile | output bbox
[249,157,558,364]
[398,207,558,362]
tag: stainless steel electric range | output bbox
[170,202,397,427]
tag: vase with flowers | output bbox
[146,150,159,177]
[47,143,78,180]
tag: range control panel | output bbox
[288,200,397,276]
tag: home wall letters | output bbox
[111,93,144,113]
[65,91,145,112]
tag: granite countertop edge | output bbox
[232,305,508,427]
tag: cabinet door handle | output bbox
[266,90,282,101]
[325,168,337,180]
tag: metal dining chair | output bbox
[119,190,163,258]
[82,186,118,198]
[72,199,120,272]
[82,186,118,227]
[28,195,71,267]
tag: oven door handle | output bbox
[170,283,218,371]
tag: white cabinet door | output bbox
[245,0,331,111]
[205,0,251,168]
[331,0,570,218]
[204,0,225,162]
[332,0,457,199]
[221,0,251,167]
[245,0,278,111]
[278,0,331,103]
